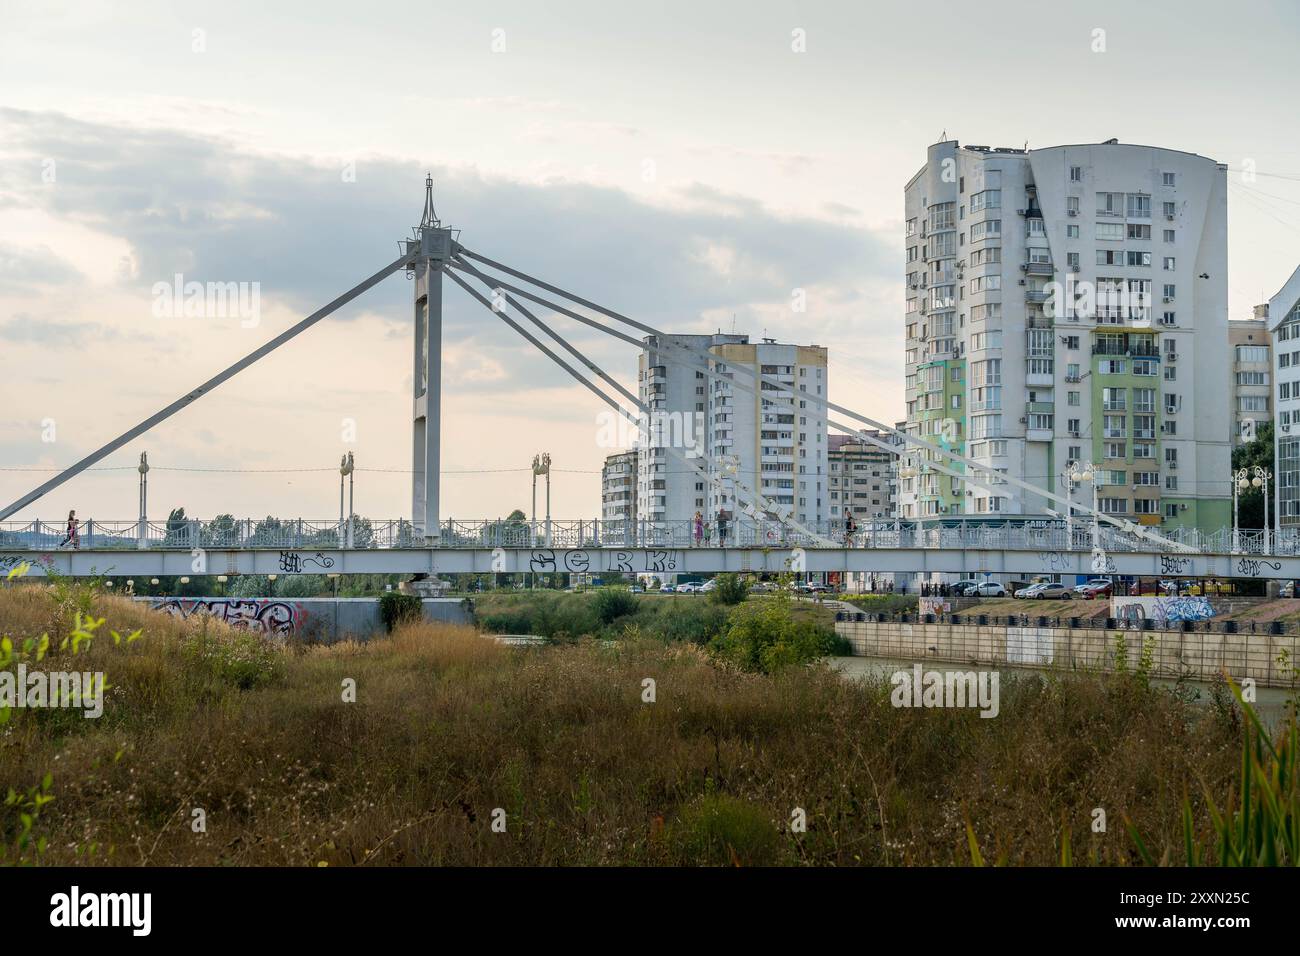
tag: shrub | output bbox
[181,628,282,691]
[710,597,842,673]
[592,587,638,625]
[667,792,780,866]
[379,592,423,633]
[710,573,748,606]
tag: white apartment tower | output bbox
[900,139,1230,532]
[636,334,829,529]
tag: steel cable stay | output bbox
[453,245,1195,554]
[447,268,836,548]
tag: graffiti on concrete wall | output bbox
[1111,595,1215,624]
[150,598,309,637]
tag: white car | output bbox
[675,582,698,593]
[974,582,1006,597]
[699,579,717,592]
[1014,583,1046,599]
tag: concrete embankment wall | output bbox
[135,596,474,642]
[835,619,1300,689]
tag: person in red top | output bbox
[59,509,80,549]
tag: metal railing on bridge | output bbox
[0,517,1293,557]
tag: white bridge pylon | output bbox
[1,179,1182,555]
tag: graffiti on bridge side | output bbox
[526,549,681,574]
[277,551,336,574]
[1236,557,1283,578]
[151,598,308,637]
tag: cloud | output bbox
[0,242,84,291]
[0,108,894,329]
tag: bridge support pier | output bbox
[411,177,454,544]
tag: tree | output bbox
[163,507,188,546]
[1231,420,1273,530]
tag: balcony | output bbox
[1093,342,1159,357]
[1025,290,1051,304]
[1022,262,1054,276]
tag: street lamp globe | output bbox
[1252,476,1263,488]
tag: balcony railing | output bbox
[2,517,1297,558]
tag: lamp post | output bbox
[532,452,551,546]
[137,451,149,550]
[1234,465,1272,554]
[339,452,354,548]
[1069,460,1103,556]
[1059,464,1080,548]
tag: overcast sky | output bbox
[2,0,1299,524]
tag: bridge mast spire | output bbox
[407,173,454,542]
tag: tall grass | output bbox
[0,580,1276,866]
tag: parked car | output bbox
[629,585,644,594]
[1030,582,1073,600]
[974,581,1006,597]
[1074,579,1113,599]
[699,578,717,593]
[805,583,831,594]
[675,583,698,594]
[1014,583,1047,599]
[951,580,981,596]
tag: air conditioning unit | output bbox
[1162,296,1172,303]
[1020,263,1029,271]
[1068,209,1078,217]
[1166,214,1175,221]
[1069,430,1080,438]
[1167,352,1178,362]
[1016,208,1027,215]
[1018,279,1026,286]
[1168,460,1179,469]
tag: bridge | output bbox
[1,177,1273,580]
[2,518,1295,582]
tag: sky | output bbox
[2,0,1299,525]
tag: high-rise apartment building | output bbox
[1229,309,1271,448]
[900,139,1230,531]
[601,451,637,536]
[1269,266,1300,529]
[829,432,897,523]
[636,334,829,528]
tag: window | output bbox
[1127,194,1151,218]
[1163,201,1176,218]
[969,189,1001,213]
[1127,250,1152,267]
[1133,358,1157,375]
[1104,441,1127,459]
[1068,391,1080,406]
[1070,166,1082,182]
[1096,222,1124,241]
[1163,257,1176,271]
[1162,172,1176,187]
[1097,192,1124,216]
[1163,229,1175,243]
[1097,249,1124,266]
[1067,252,1080,269]
[1236,371,1269,386]
[1067,224,1080,238]
[1236,345,1268,363]
[1127,224,1151,240]
[1067,196,1080,214]
[970,220,1001,242]
[1163,284,1176,300]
